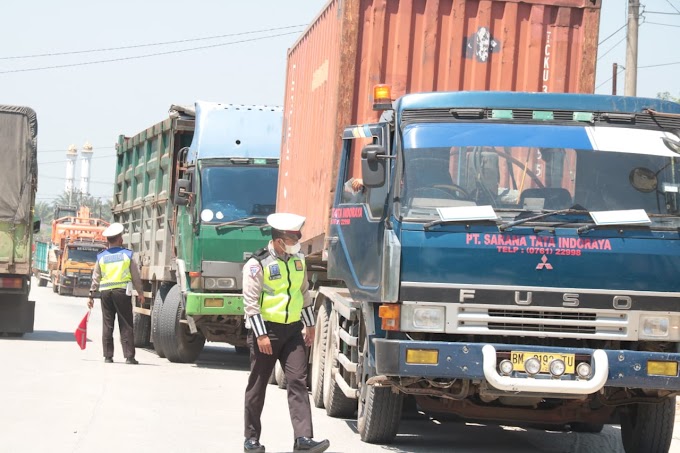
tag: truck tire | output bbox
[357,338,403,443]
[133,312,151,347]
[151,285,170,358]
[275,360,288,389]
[38,278,48,287]
[311,300,331,408]
[621,396,675,453]
[324,310,357,418]
[158,285,205,363]
[570,422,604,433]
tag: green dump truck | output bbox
[114,102,282,362]
[0,105,39,336]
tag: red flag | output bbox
[75,310,91,350]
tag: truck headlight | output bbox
[203,277,236,290]
[639,315,680,340]
[402,304,445,332]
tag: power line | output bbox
[596,67,626,90]
[645,21,680,27]
[598,35,627,61]
[38,154,116,164]
[639,61,680,68]
[666,0,680,14]
[0,24,307,60]
[598,23,628,45]
[644,10,680,15]
[595,60,680,90]
[0,30,303,75]
[39,146,113,154]
[40,175,113,186]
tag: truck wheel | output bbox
[276,360,288,389]
[38,278,48,287]
[151,285,170,358]
[311,300,331,408]
[323,310,358,418]
[570,422,604,433]
[357,338,402,443]
[621,396,675,453]
[133,312,151,347]
[158,285,205,363]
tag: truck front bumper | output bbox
[185,293,244,317]
[374,339,680,393]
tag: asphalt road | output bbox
[2,280,680,453]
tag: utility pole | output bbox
[612,63,618,95]
[624,0,639,96]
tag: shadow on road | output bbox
[193,345,251,371]
[0,330,78,342]
[339,417,625,452]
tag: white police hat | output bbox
[102,222,124,238]
[267,213,305,235]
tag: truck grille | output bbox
[457,306,628,338]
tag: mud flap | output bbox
[0,296,35,334]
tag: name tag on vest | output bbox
[294,260,303,271]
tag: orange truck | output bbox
[49,206,109,297]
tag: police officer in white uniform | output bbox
[88,223,144,364]
[242,213,330,453]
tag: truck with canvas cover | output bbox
[114,102,282,363]
[49,206,109,296]
[279,1,680,451]
[0,105,39,335]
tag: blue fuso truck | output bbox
[310,91,680,452]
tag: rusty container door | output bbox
[279,0,601,254]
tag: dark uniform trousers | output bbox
[101,288,135,359]
[244,320,312,440]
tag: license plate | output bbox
[510,351,575,374]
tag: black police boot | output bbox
[244,438,265,453]
[104,357,113,363]
[125,358,139,365]
[293,437,330,453]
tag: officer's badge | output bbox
[269,263,281,280]
[294,260,303,271]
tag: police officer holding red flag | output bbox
[242,213,330,453]
[88,222,144,365]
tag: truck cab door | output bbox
[327,123,399,302]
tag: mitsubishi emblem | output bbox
[536,255,553,270]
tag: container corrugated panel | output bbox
[113,115,194,281]
[278,0,601,252]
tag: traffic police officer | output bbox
[88,222,145,365]
[243,213,330,453]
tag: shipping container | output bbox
[278,0,601,252]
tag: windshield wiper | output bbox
[423,217,498,231]
[215,216,267,229]
[498,209,587,232]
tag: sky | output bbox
[1,0,678,204]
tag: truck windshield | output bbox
[399,123,680,225]
[67,246,102,263]
[200,165,278,223]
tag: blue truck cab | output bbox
[315,91,680,450]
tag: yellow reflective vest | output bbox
[97,247,133,291]
[254,248,306,324]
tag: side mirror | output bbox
[361,144,387,188]
[33,219,41,233]
[174,179,192,206]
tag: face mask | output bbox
[283,242,301,255]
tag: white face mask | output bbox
[284,242,301,255]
